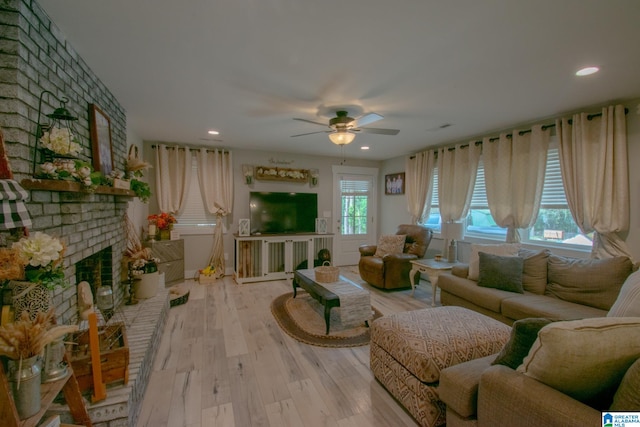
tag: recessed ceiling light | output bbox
[576,67,599,76]
[360,146,370,150]
[208,130,219,135]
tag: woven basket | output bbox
[314,261,339,283]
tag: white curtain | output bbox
[483,125,550,242]
[437,142,481,223]
[196,148,234,277]
[556,105,632,259]
[405,150,436,224]
[154,144,191,214]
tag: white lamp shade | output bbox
[328,131,356,145]
[442,221,464,241]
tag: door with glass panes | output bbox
[332,167,377,266]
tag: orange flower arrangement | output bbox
[147,212,177,230]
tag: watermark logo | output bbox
[603,412,640,427]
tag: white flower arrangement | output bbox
[14,232,63,268]
[12,232,68,289]
[38,159,96,188]
[40,126,82,156]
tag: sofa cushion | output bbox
[610,357,640,410]
[439,354,495,418]
[370,306,510,383]
[546,255,632,310]
[501,294,608,321]
[492,318,553,369]
[478,252,524,293]
[468,243,519,281]
[517,317,640,406]
[608,270,640,317]
[518,248,550,294]
[374,234,406,257]
[438,273,519,313]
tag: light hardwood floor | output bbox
[136,268,438,427]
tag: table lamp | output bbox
[442,221,464,263]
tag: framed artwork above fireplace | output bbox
[90,103,114,175]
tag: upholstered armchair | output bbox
[358,224,433,290]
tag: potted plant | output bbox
[10,232,69,321]
[129,248,160,299]
[147,212,177,240]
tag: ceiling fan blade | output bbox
[290,130,331,137]
[293,118,329,127]
[355,127,400,135]
[356,112,384,127]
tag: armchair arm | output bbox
[359,245,377,257]
[382,253,418,263]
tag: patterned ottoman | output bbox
[370,306,510,427]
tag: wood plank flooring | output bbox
[136,267,438,427]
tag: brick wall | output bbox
[0,0,130,324]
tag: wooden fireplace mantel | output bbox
[21,178,135,197]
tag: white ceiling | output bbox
[39,0,640,161]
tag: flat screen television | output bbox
[249,191,318,234]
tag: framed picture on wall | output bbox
[89,103,114,175]
[385,172,405,195]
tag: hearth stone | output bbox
[49,285,170,427]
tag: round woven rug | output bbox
[271,292,381,347]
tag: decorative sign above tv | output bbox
[255,166,309,183]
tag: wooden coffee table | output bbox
[293,269,371,334]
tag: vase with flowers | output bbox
[9,232,69,321]
[0,309,78,418]
[148,212,177,240]
[129,248,161,299]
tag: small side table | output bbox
[410,259,453,306]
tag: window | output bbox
[340,178,370,235]
[423,166,441,231]
[425,141,589,248]
[174,155,217,234]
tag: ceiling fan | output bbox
[291,110,400,145]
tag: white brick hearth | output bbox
[51,287,170,427]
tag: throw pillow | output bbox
[610,358,640,410]
[546,255,633,310]
[518,248,550,294]
[492,318,553,369]
[477,252,524,293]
[517,317,640,406]
[468,243,520,280]
[608,270,640,317]
[374,234,406,258]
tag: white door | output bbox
[332,166,378,266]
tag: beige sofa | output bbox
[438,247,634,325]
[439,317,640,427]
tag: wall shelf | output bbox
[21,179,135,197]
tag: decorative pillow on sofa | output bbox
[477,252,524,293]
[608,270,640,317]
[374,234,406,258]
[468,243,519,281]
[492,317,553,369]
[546,255,633,310]
[517,317,640,406]
[518,248,550,294]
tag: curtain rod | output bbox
[151,144,230,154]
[442,107,629,152]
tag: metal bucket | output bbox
[7,355,42,419]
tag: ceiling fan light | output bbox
[328,131,356,145]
